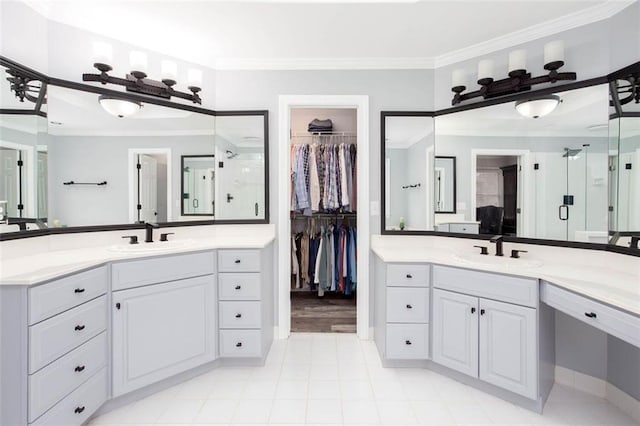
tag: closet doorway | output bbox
[290,108,357,333]
[278,95,370,339]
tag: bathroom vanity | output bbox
[0,226,275,426]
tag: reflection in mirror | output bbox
[214,115,266,220]
[434,157,456,213]
[182,155,215,216]
[383,115,434,231]
[435,84,610,242]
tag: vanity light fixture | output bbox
[4,68,45,104]
[515,95,560,119]
[98,95,141,118]
[451,40,576,106]
[83,43,202,105]
[611,74,639,107]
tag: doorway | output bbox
[278,95,370,339]
[128,149,171,223]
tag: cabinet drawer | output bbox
[219,330,262,357]
[386,324,429,360]
[541,283,640,348]
[386,264,430,287]
[29,296,107,374]
[219,273,261,300]
[219,301,262,329]
[218,250,261,272]
[433,266,537,308]
[28,266,108,325]
[30,368,107,426]
[28,332,107,422]
[112,251,215,291]
[387,287,429,323]
[448,224,479,234]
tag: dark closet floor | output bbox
[290,292,356,333]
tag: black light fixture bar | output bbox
[82,63,201,104]
[5,68,46,104]
[452,65,576,106]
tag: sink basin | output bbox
[108,239,196,253]
[452,253,543,269]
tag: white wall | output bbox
[0,1,48,72]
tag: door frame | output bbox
[471,149,531,237]
[0,140,36,218]
[277,95,370,339]
[128,148,172,223]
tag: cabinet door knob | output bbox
[74,325,85,331]
[235,285,242,290]
[405,340,412,345]
[74,288,85,294]
[480,309,485,316]
[74,365,85,372]
[234,259,241,264]
[471,307,476,314]
[406,274,412,279]
[235,313,242,318]
[406,304,413,309]
[236,342,243,347]
[584,312,597,318]
[74,406,85,414]
[115,302,121,310]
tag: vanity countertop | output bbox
[371,235,640,316]
[0,225,276,286]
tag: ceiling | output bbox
[20,0,628,70]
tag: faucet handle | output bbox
[122,235,139,245]
[473,245,489,255]
[510,249,528,259]
[160,232,175,242]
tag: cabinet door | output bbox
[432,289,478,378]
[479,298,537,399]
[112,275,216,396]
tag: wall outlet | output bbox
[370,201,380,216]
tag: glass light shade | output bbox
[161,60,178,81]
[515,95,560,119]
[92,41,113,65]
[98,96,141,118]
[187,68,203,88]
[477,59,495,81]
[508,49,527,73]
[544,40,565,65]
[451,69,466,88]
[129,51,148,73]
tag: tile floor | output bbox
[89,333,638,426]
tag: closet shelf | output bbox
[290,212,357,219]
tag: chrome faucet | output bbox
[490,235,504,256]
[144,222,159,243]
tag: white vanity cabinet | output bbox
[432,266,538,400]
[111,252,216,396]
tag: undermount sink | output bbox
[108,239,196,253]
[452,253,543,269]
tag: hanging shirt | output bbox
[309,144,321,211]
[340,144,350,209]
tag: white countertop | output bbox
[0,225,275,286]
[371,235,640,316]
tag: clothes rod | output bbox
[63,181,108,186]
[291,132,357,137]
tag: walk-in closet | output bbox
[289,108,357,333]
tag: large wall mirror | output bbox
[1,57,269,236]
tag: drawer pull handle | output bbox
[405,340,412,345]
[585,312,597,318]
[235,313,242,318]
[471,307,476,314]
[236,342,243,347]
[235,285,242,290]
[406,274,413,279]
[234,259,241,264]
[74,288,85,294]
[74,406,85,414]
[74,325,85,331]
[480,309,485,316]
[406,304,413,309]
[74,365,86,372]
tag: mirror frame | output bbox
[434,156,457,214]
[0,55,270,241]
[381,61,640,257]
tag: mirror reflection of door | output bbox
[182,155,215,216]
[37,150,47,219]
[475,155,518,236]
[134,153,168,223]
[0,147,22,218]
[434,156,456,213]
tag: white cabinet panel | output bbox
[386,287,429,323]
[432,289,479,378]
[219,301,262,329]
[29,296,107,374]
[386,324,429,360]
[218,250,261,272]
[112,275,216,396]
[386,264,430,287]
[479,299,537,399]
[218,273,261,300]
[28,266,108,325]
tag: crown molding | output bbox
[214,57,436,70]
[434,0,635,68]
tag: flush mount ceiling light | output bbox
[514,95,560,119]
[98,95,141,118]
[83,42,203,104]
[450,40,576,106]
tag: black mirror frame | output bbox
[0,55,270,241]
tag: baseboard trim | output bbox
[555,366,640,423]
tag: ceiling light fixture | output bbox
[98,95,141,118]
[514,95,560,119]
[5,68,45,104]
[611,74,639,107]
[83,42,202,104]
[451,40,576,106]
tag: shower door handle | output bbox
[227,193,234,203]
[558,205,569,221]
[192,198,199,208]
